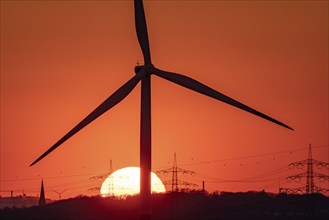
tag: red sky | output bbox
[1,0,328,200]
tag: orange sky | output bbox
[1,0,328,200]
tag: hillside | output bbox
[1,191,328,220]
[0,196,53,209]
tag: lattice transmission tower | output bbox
[282,144,329,195]
[156,153,197,192]
[89,159,115,196]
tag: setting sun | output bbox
[100,167,166,197]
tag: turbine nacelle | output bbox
[134,65,143,74]
[134,64,154,75]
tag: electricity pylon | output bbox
[89,160,115,196]
[156,153,197,192]
[284,144,329,195]
[108,159,114,196]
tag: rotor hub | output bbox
[145,64,154,73]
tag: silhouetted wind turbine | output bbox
[31,0,293,219]
[52,189,67,200]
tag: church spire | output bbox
[39,179,46,206]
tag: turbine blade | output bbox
[154,68,293,130]
[134,0,151,64]
[30,72,145,166]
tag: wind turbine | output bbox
[31,0,293,219]
[52,189,67,200]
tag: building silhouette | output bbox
[38,179,46,206]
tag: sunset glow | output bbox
[0,1,327,200]
[100,167,165,197]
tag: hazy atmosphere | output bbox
[1,0,328,200]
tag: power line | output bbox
[177,144,328,168]
[2,144,327,198]
[2,145,327,184]
[1,172,105,182]
[193,163,286,182]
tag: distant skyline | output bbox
[1,1,328,200]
